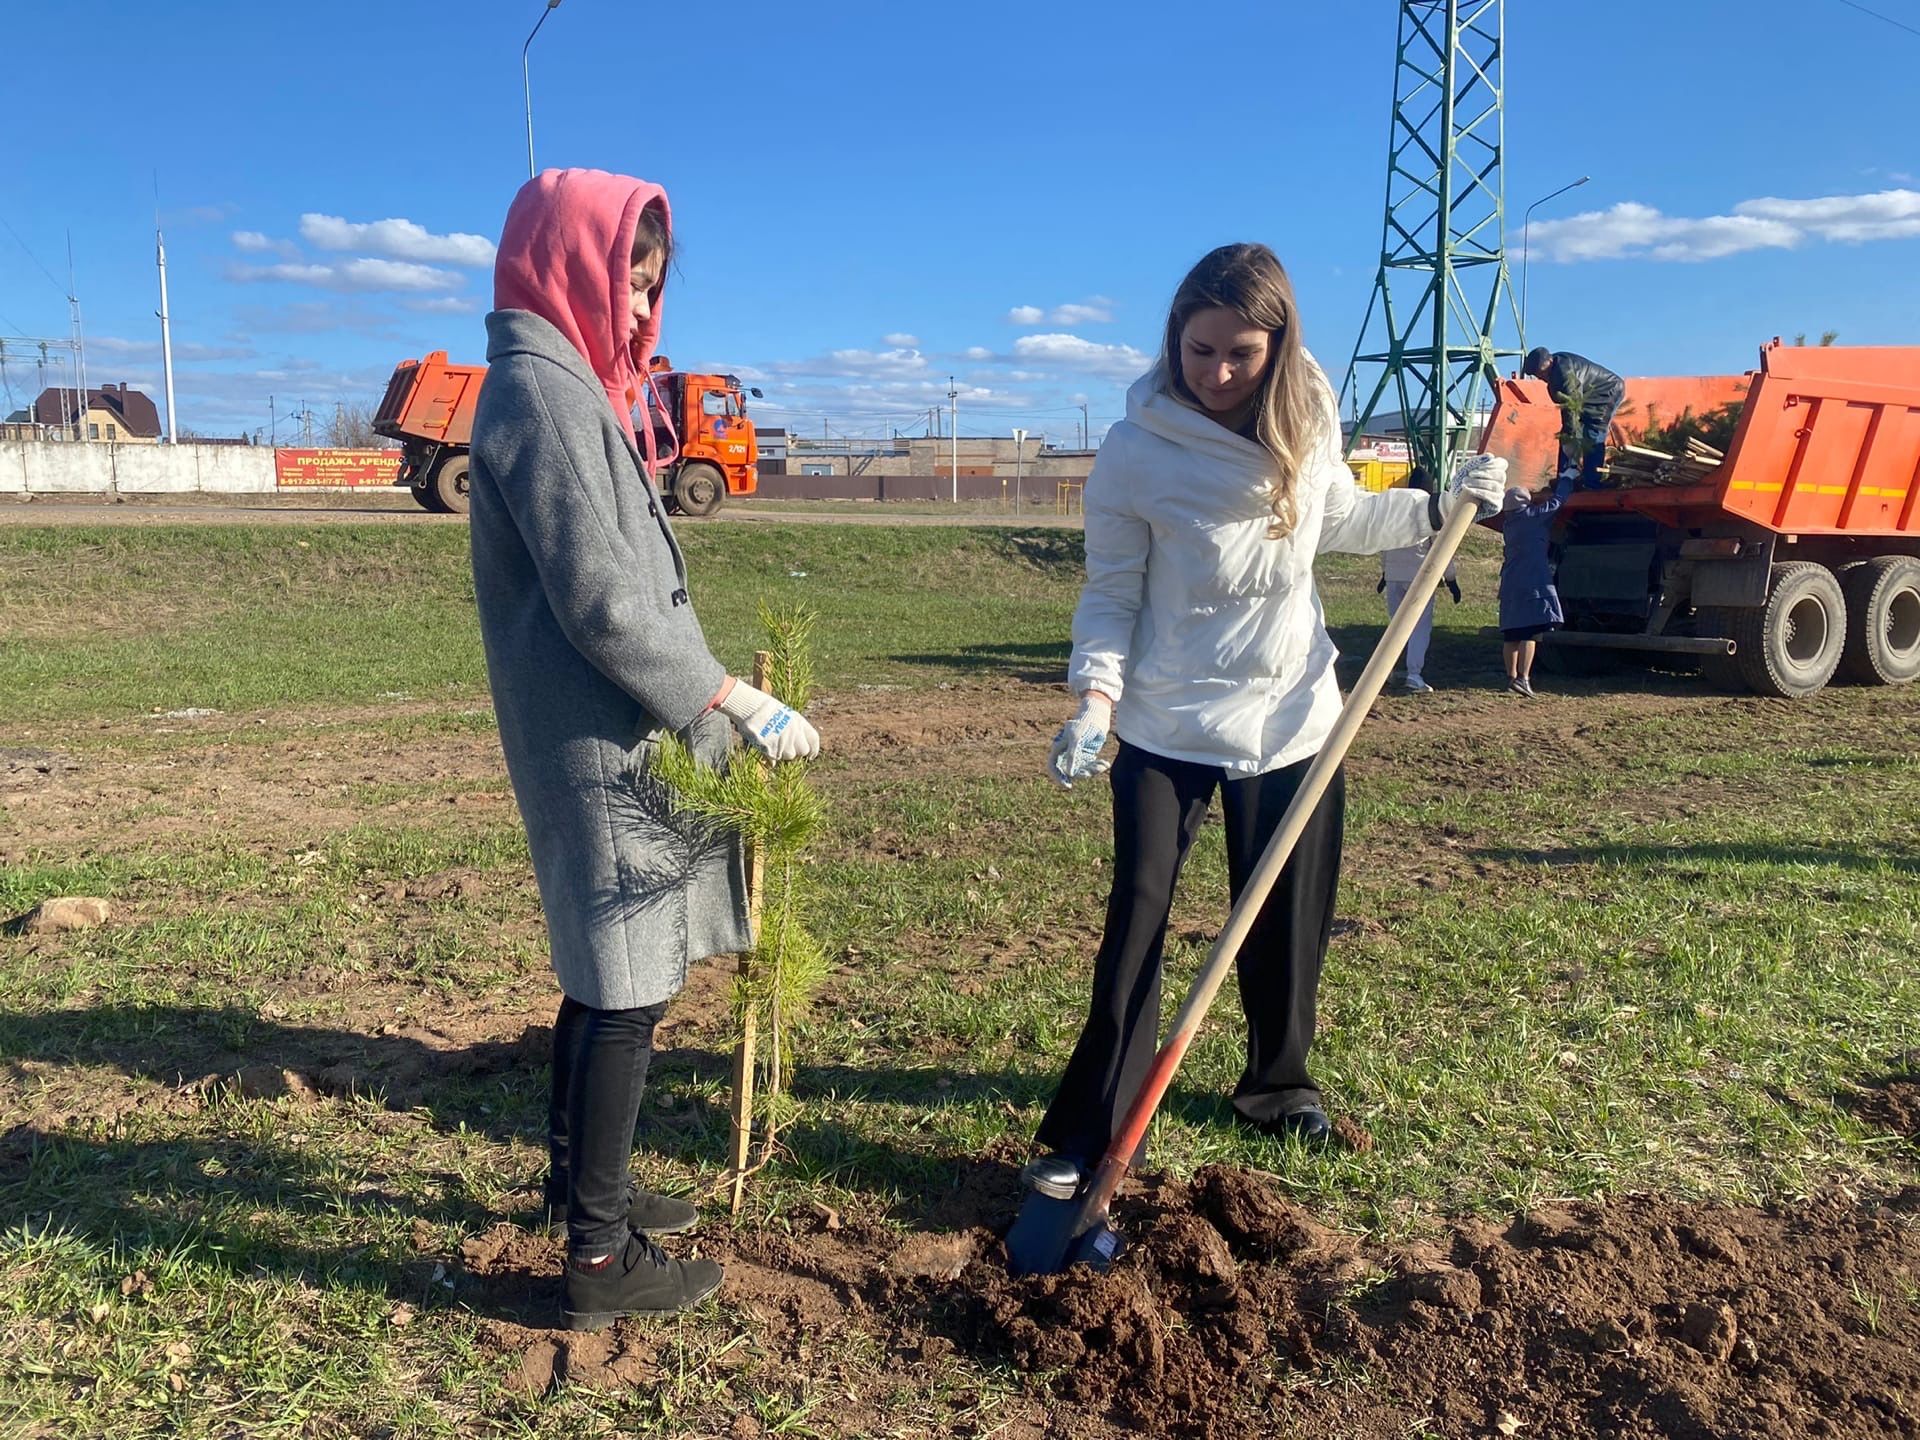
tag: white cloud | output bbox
[232,230,301,259]
[1734,188,1920,243]
[299,213,496,267]
[1008,298,1116,326]
[1525,188,1920,263]
[1050,297,1115,325]
[89,335,259,364]
[226,258,465,293]
[1523,202,1798,263]
[1012,333,1149,380]
[882,332,919,348]
[963,346,995,361]
[769,347,928,380]
[403,296,481,314]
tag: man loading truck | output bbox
[1523,346,1624,493]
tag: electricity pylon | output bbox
[1342,0,1521,483]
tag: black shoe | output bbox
[562,1233,724,1330]
[544,1176,700,1238]
[1241,1104,1335,1148]
[1275,1105,1334,1147]
[1019,1153,1084,1200]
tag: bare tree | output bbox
[327,401,396,448]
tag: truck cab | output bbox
[647,359,762,516]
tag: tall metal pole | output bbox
[1341,0,1521,483]
[156,225,178,444]
[948,376,959,503]
[1012,427,1027,515]
[523,0,564,179]
[67,233,89,444]
[1519,175,1589,354]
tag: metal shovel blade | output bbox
[1004,1188,1124,1277]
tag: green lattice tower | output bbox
[1341,0,1521,482]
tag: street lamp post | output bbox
[1519,174,1590,354]
[1012,427,1027,515]
[948,376,959,503]
[523,0,564,180]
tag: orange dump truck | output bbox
[372,351,482,512]
[371,351,763,516]
[1480,340,1920,697]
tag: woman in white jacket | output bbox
[1028,244,1503,1193]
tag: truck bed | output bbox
[1484,341,1920,540]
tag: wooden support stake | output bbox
[727,649,772,1214]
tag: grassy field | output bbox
[1,522,1916,1436]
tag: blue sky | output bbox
[3,0,1917,442]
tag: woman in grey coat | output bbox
[470,168,820,1329]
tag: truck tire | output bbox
[675,463,725,517]
[1838,554,1920,686]
[1701,561,1845,698]
[410,479,445,513]
[430,455,471,516]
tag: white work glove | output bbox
[1048,693,1113,789]
[716,680,820,763]
[1438,453,1509,522]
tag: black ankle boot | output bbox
[562,1233,724,1330]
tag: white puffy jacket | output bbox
[1068,360,1436,776]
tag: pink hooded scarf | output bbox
[493,168,671,459]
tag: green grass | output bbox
[0,525,1092,727]
[2,520,1916,1436]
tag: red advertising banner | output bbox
[274,448,403,488]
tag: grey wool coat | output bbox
[468,308,751,1010]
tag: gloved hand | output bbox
[1048,693,1113,789]
[1445,578,1462,604]
[1431,453,1509,524]
[716,679,820,763]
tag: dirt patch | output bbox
[1853,1082,1920,1146]
[454,1164,1920,1440]
[944,1170,1920,1438]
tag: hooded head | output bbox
[493,168,672,448]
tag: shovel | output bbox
[1006,494,1482,1277]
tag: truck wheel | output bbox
[410,479,445,513]
[430,455,471,516]
[675,463,725,517]
[1838,554,1920,685]
[1704,561,1845,698]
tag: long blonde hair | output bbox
[1160,243,1329,538]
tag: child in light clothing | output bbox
[1379,535,1459,692]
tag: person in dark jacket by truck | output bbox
[1524,347,1624,493]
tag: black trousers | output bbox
[547,994,669,1251]
[1036,741,1345,1166]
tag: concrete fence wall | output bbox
[754,472,1086,504]
[0,441,279,495]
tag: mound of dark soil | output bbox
[942,1167,1920,1438]
[466,1165,1920,1439]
